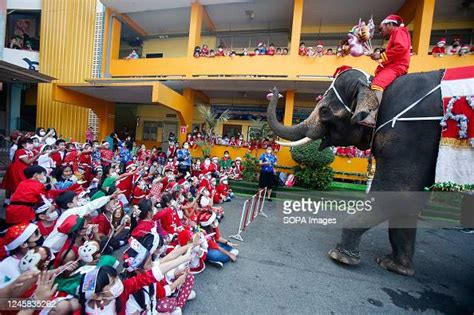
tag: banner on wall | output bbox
[211,105,312,123]
[212,105,284,121]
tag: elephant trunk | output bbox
[266,88,308,141]
[267,88,325,144]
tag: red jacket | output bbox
[6,179,46,224]
[377,27,411,74]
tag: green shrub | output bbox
[293,165,334,190]
[291,139,335,190]
[291,139,335,168]
[242,153,260,182]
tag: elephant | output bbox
[267,68,445,276]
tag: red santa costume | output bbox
[371,15,411,92]
[132,181,147,206]
[51,149,67,169]
[232,157,243,180]
[6,178,46,225]
[200,159,213,175]
[431,38,446,57]
[166,142,177,158]
[214,176,231,203]
[116,162,136,199]
[1,145,35,193]
[153,206,182,235]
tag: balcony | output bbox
[108,54,474,80]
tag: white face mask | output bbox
[39,131,46,137]
[184,144,189,149]
[104,279,124,299]
[39,175,48,184]
[47,210,59,221]
[222,180,228,185]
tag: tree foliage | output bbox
[291,139,335,190]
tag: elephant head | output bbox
[267,69,374,150]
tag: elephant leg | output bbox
[376,215,417,276]
[329,207,389,265]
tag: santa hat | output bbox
[204,171,212,176]
[220,175,228,181]
[198,211,216,227]
[5,223,38,251]
[126,161,136,170]
[235,157,242,161]
[316,42,323,48]
[57,215,85,234]
[177,229,193,246]
[381,14,404,27]
[460,44,469,50]
[437,38,446,45]
[333,65,353,78]
[197,186,207,195]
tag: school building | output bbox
[1,0,473,177]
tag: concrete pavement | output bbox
[185,196,474,314]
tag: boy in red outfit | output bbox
[5,165,48,225]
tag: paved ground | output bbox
[1,191,472,314]
[185,196,474,314]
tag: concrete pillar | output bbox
[289,0,304,57]
[9,83,22,131]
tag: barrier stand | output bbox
[229,188,267,242]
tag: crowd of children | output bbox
[185,129,280,152]
[0,127,243,314]
[332,146,371,159]
[431,37,473,57]
[193,42,289,57]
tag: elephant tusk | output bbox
[276,137,313,147]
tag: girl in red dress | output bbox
[1,137,38,194]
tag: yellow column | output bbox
[283,90,295,126]
[179,88,195,144]
[289,0,304,57]
[110,17,122,60]
[187,3,203,58]
[412,0,435,55]
[95,103,115,141]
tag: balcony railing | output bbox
[108,54,474,80]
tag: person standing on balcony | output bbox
[258,146,277,202]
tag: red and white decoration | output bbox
[435,66,474,185]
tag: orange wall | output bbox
[109,54,474,79]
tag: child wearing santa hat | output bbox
[198,210,239,268]
[431,38,446,57]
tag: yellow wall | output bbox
[135,105,180,141]
[142,36,216,58]
[37,0,97,141]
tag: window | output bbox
[143,121,160,141]
[222,124,242,138]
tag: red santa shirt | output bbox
[431,46,446,56]
[153,207,182,235]
[1,148,34,193]
[372,24,411,91]
[50,150,67,169]
[132,185,147,205]
[6,179,46,224]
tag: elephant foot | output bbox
[328,244,361,265]
[375,255,415,277]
